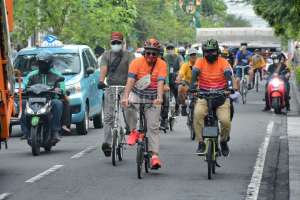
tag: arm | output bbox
[99,52,108,83]
[224,69,234,91]
[99,66,108,82]
[190,67,200,90]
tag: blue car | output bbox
[13,44,104,135]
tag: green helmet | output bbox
[202,39,219,52]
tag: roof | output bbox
[17,45,90,55]
[196,27,281,48]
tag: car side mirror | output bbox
[86,67,95,75]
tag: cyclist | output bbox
[164,43,183,115]
[234,44,253,90]
[263,52,291,111]
[191,39,234,156]
[178,46,186,62]
[122,38,167,169]
[99,32,134,157]
[249,49,266,86]
[176,48,198,116]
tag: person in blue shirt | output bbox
[234,45,253,89]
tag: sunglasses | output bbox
[205,50,218,55]
[111,41,122,45]
[166,47,174,50]
[189,53,197,57]
[145,51,158,56]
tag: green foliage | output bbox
[251,0,300,40]
[296,67,300,86]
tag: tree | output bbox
[251,0,300,39]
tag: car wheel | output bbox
[93,104,103,129]
[76,105,89,135]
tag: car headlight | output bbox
[26,103,34,115]
[66,82,81,94]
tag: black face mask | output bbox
[39,61,51,74]
[205,54,218,63]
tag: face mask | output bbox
[167,50,175,55]
[205,54,218,63]
[111,44,122,52]
[273,59,279,64]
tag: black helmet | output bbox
[202,39,219,52]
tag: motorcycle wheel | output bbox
[31,126,41,156]
[272,97,281,114]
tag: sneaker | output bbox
[196,142,206,155]
[101,143,112,157]
[181,106,188,116]
[220,141,230,157]
[127,129,139,145]
[151,155,161,170]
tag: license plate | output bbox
[29,98,47,103]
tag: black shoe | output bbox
[101,143,112,157]
[196,142,206,155]
[181,106,188,116]
[220,141,229,157]
[159,119,167,132]
[262,106,271,112]
[248,84,252,90]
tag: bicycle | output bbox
[109,86,127,166]
[186,94,196,140]
[236,65,249,104]
[193,89,226,180]
[253,68,262,92]
[168,93,176,132]
[131,103,153,179]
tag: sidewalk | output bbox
[288,74,300,200]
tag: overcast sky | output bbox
[224,0,269,27]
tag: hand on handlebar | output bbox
[121,97,129,108]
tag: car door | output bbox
[85,48,102,115]
[83,49,98,116]
[81,49,95,116]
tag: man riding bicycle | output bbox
[234,44,253,90]
[122,38,167,169]
[99,32,134,157]
[164,43,183,115]
[191,39,234,156]
[249,49,266,86]
[176,48,198,116]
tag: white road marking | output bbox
[0,193,11,200]
[25,165,64,183]
[245,121,274,200]
[70,145,97,159]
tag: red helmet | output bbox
[144,38,161,51]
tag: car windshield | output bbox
[14,53,81,77]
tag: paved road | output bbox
[0,86,290,200]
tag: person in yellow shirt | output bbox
[249,49,266,88]
[176,48,198,116]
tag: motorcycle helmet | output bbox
[36,50,54,73]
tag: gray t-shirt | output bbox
[100,50,134,86]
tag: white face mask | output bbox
[274,59,279,64]
[111,44,122,52]
[167,50,175,55]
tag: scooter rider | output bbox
[191,39,234,156]
[20,50,65,143]
[263,52,291,111]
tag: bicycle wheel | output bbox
[117,128,124,161]
[112,129,118,166]
[212,140,216,174]
[255,72,259,92]
[242,80,247,104]
[206,140,213,180]
[137,144,144,179]
[144,137,149,173]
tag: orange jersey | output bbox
[128,57,167,89]
[194,57,231,90]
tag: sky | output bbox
[224,0,269,27]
